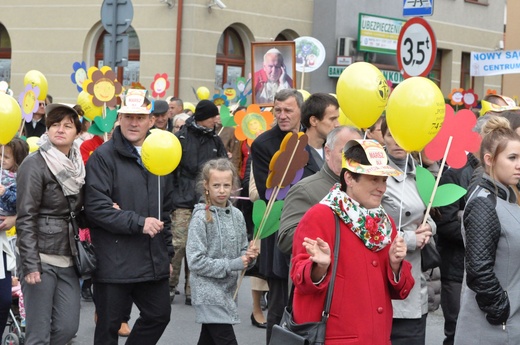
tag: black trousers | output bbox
[266,276,289,345]
[93,279,171,345]
[391,314,428,345]
[440,279,462,345]
[197,323,238,345]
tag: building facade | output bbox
[0,0,508,106]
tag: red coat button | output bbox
[372,260,378,267]
[377,307,383,314]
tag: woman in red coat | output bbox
[291,139,415,344]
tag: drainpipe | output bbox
[174,0,183,97]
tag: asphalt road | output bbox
[67,274,446,345]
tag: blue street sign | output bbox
[403,0,434,17]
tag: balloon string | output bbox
[157,175,161,220]
[397,153,409,236]
[0,146,4,187]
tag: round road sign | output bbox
[397,17,437,79]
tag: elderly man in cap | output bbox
[84,89,174,345]
[170,99,228,304]
[152,100,172,131]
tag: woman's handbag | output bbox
[421,238,441,272]
[67,197,97,278]
[269,215,340,345]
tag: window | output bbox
[429,49,442,88]
[0,24,11,82]
[215,27,245,89]
[460,52,473,89]
[95,27,140,86]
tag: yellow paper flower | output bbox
[82,66,123,107]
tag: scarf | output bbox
[38,134,85,196]
[320,183,392,252]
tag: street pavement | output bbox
[70,274,446,344]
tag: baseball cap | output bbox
[45,103,79,117]
[342,139,401,177]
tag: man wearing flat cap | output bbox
[152,100,173,131]
[170,99,228,304]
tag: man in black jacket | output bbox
[170,100,227,305]
[84,90,174,345]
[250,88,304,343]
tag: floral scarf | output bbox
[320,183,392,252]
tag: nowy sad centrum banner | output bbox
[471,50,520,77]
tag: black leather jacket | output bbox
[16,151,83,276]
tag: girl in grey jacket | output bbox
[186,158,258,345]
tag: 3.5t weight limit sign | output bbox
[397,17,437,79]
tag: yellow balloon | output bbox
[196,87,210,100]
[336,62,389,129]
[26,136,40,153]
[298,89,311,101]
[183,102,195,113]
[142,131,182,176]
[77,91,103,121]
[24,70,48,101]
[0,93,22,145]
[386,77,446,152]
[338,108,360,128]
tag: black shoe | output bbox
[185,297,192,305]
[81,287,93,302]
[251,313,267,328]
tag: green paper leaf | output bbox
[220,105,236,127]
[92,108,118,133]
[416,166,467,208]
[252,199,284,239]
[432,184,467,207]
[416,166,435,206]
[87,121,104,136]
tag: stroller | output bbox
[2,234,25,345]
[3,305,24,345]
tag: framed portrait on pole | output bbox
[251,41,296,106]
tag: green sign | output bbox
[328,66,404,84]
[328,66,346,77]
[358,13,406,55]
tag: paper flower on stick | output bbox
[223,83,237,102]
[448,88,464,106]
[424,104,481,169]
[234,105,274,146]
[82,66,122,107]
[252,199,284,239]
[70,61,87,92]
[18,84,40,122]
[486,89,497,96]
[416,166,467,207]
[212,93,229,107]
[150,73,170,98]
[463,89,478,109]
[266,132,309,200]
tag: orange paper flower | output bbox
[448,88,464,106]
[233,104,274,146]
